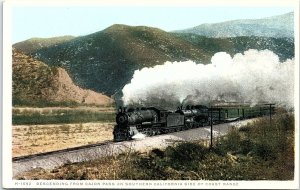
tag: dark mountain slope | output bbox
[29,25,210,95]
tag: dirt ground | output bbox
[12,122,115,157]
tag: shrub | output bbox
[164,142,209,170]
[239,139,255,155]
[59,125,71,134]
[214,128,242,155]
[252,141,276,160]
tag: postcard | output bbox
[2,0,299,189]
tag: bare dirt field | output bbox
[12,122,115,157]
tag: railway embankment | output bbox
[13,119,256,178]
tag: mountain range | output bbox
[13,12,294,104]
[174,12,294,38]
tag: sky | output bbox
[12,6,293,43]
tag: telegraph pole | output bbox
[269,104,272,127]
[210,107,213,149]
[264,103,275,137]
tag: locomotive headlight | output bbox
[116,113,129,125]
[118,116,126,123]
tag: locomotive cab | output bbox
[175,105,209,126]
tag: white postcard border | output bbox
[2,0,299,189]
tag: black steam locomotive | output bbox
[113,104,273,141]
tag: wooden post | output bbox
[218,109,221,123]
[210,108,213,149]
[242,108,245,119]
[269,104,272,127]
[260,107,262,116]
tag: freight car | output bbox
[113,104,273,141]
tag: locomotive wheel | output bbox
[150,130,154,136]
[145,130,151,136]
[183,125,188,130]
[149,131,154,136]
[186,123,191,129]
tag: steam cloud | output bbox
[122,49,294,108]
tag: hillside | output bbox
[174,12,294,38]
[173,33,294,62]
[13,36,75,54]
[22,24,211,95]
[13,24,294,96]
[12,49,113,106]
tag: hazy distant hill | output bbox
[13,24,294,96]
[12,49,113,106]
[13,36,75,54]
[174,12,294,38]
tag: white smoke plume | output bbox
[122,49,294,108]
[132,133,147,140]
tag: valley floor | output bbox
[13,122,114,157]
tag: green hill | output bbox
[23,25,211,95]
[13,35,75,54]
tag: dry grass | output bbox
[12,122,114,157]
[14,154,127,180]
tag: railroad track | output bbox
[13,117,260,163]
[12,140,113,162]
[13,118,258,178]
